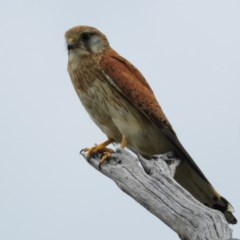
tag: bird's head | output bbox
[65,26,110,56]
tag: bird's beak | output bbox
[67,44,76,51]
[66,37,76,52]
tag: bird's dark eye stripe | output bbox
[81,32,93,41]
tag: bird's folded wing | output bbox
[100,49,209,182]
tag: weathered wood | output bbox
[82,149,238,240]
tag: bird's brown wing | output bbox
[100,49,207,179]
[100,49,236,224]
[101,49,175,132]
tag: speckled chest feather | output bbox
[68,53,129,141]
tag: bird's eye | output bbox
[81,32,91,42]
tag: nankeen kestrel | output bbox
[65,25,237,224]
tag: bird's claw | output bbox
[80,148,87,155]
[81,145,113,157]
[80,144,114,167]
[98,152,113,170]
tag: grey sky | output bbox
[0,1,239,239]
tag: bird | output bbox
[65,25,237,224]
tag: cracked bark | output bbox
[82,149,238,240]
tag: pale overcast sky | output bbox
[0,1,239,239]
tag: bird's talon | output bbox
[98,152,113,168]
[80,148,88,154]
[86,145,112,157]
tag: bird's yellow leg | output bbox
[99,152,113,166]
[81,138,114,158]
[120,135,127,149]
